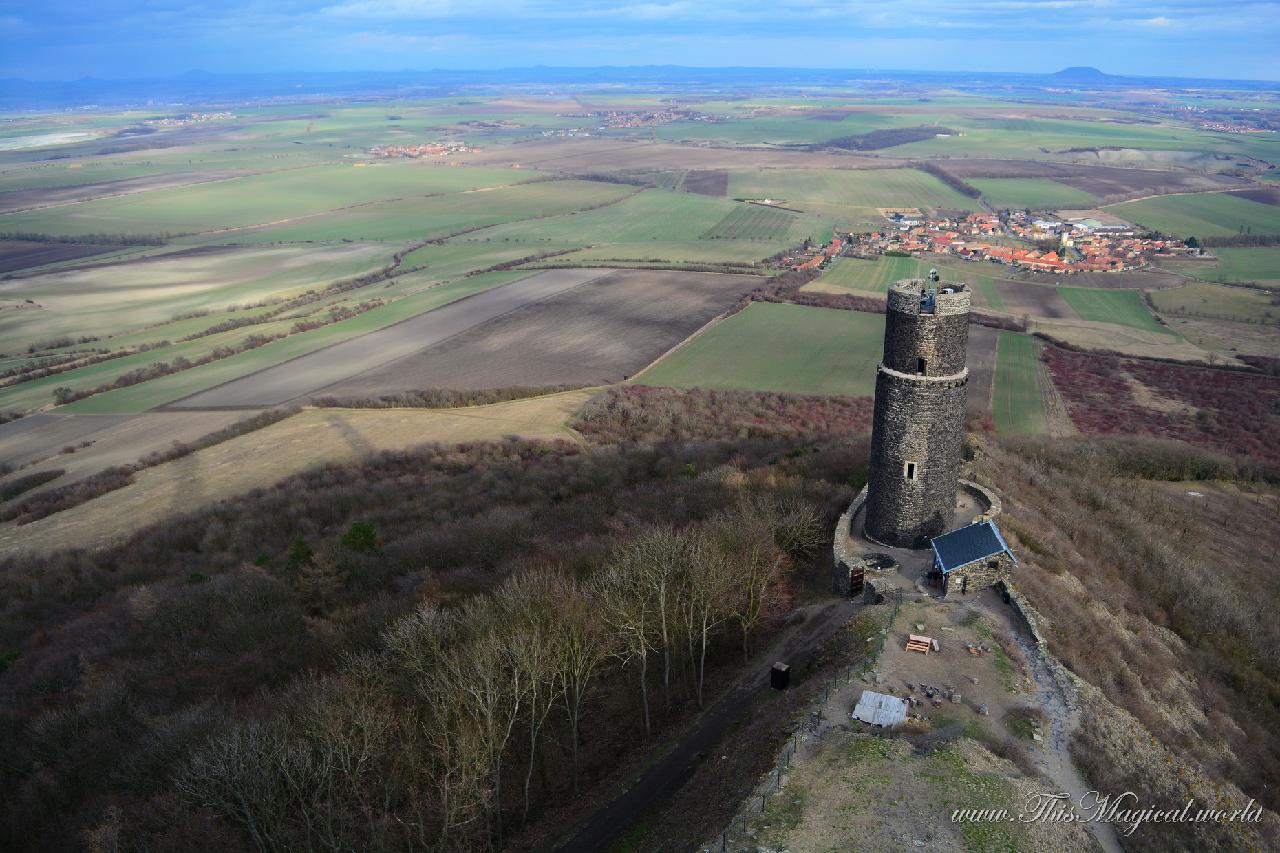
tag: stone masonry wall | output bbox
[831,485,868,596]
[865,370,968,547]
[865,278,970,548]
[882,310,969,376]
[945,551,1014,598]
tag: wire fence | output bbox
[712,588,903,852]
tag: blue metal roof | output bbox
[930,520,1015,574]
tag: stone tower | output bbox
[864,275,970,548]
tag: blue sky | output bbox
[3,0,1278,81]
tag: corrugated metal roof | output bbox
[930,520,1013,574]
[852,690,908,727]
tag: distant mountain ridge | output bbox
[1051,66,1114,81]
[1,64,1277,110]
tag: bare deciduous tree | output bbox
[549,573,610,793]
[441,600,525,847]
[711,505,787,662]
[684,528,735,707]
[595,559,655,736]
[497,571,565,825]
[629,526,688,708]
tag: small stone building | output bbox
[928,519,1016,598]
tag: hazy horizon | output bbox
[5,63,1280,86]
[3,1,1278,83]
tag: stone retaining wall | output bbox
[831,485,868,596]
[958,478,1002,521]
[999,579,1081,705]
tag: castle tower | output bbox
[864,275,970,548]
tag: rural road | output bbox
[166,268,610,409]
[554,598,858,853]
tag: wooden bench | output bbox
[906,634,933,655]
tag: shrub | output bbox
[341,521,378,553]
[0,468,64,501]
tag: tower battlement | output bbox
[864,278,970,548]
[885,278,970,317]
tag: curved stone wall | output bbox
[958,478,1002,522]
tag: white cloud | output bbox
[320,0,464,18]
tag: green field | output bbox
[0,317,296,414]
[549,240,782,267]
[1058,287,1172,334]
[0,243,397,352]
[727,168,983,221]
[471,188,822,252]
[972,273,1005,311]
[806,255,935,292]
[654,113,896,145]
[58,271,528,414]
[3,94,1275,422]
[217,179,633,244]
[806,256,1003,308]
[969,178,1097,210]
[647,106,1280,165]
[637,302,883,396]
[1149,281,1279,323]
[1105,192,1280,239]
[701,204,799,240]
[1165,247,1280,287]
[885,114,1280,162]
[0,164,534,237]
[992,332,1049,435]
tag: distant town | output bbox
[141,111,234,127]
[542,107,727,136]
[784,208,1200,274]
[367,141,476,158]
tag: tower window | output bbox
[904,462,918,480]
[917,357,927,375]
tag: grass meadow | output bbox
[0,243,396,353]
[550,240,783,266]
[1149,281,1280,324]
[701,204,799,240]
[465,189,827,259]
[636,302,883,396]
[969,178,1097,210]
[727,168,982,219]
[805,256,1005,311]
[1165,247,1280,287]
[224,179,632,244]
[1058,287,1172,334]
[57,271,528,414]
[992,331,1050,435]
[805,255,935,293]
[0,164,534,237]
[1106,192,1280,238]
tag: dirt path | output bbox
[554,599,858,853]
[1015,635,1124,853]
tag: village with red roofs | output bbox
[784,206,1201,274]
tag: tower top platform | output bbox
[887,278,970,317]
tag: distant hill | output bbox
[1051,66,1115,83]
[3,64,1277,110]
